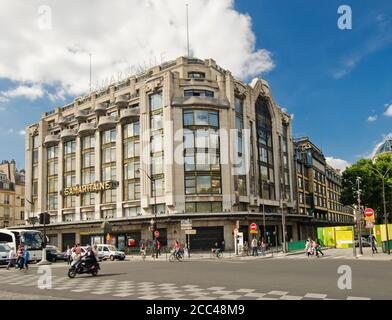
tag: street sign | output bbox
[364,208,375,217]
[249,223,258,234]
[181,219,192,230]
[106,233,110,242]
[185,229,196,235]
[128,239,135,247]
[365,216,375,222]
[154,230,160,238]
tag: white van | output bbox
[94,244,125,261]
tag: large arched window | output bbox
[256,97,275,200]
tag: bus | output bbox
[0,229,44,262]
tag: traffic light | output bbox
[39,212,50,225]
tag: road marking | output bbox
[347,296,371,300]
[304,293,328,299]
[220,294,242,300]
[268,290,289,296]
[236,289,256,293]
[244,292,266,298]
[280,295,303,300]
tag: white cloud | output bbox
[326,157,351,172]
[0,0,275,97]
[1,84,44,101]
[367,115,378,122]
[0,96,9,103]
[384,104,392,116]
[18,130,26,136]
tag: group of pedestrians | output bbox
[6,244,30,271]
[245,237,267,256]
[305,238,324,257]
[139,239,162,259]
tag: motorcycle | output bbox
[68,255,100,278]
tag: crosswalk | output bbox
[0,269,370,300]
[275,254,353,260]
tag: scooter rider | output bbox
[83,246,99,270]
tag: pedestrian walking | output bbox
[6,247,16,270]
[369,234,378,254]
[66,245,72,265]
[251,237,258,256]
[312,239,320,257]
[305,239,312,257]
[316,240,324,257]
[17,245,24,270]
[155,239,161,259]
[23,248,30,271]
[261,238,267,256]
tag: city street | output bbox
[1,251,391,300]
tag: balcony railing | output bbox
[60,128,78,141]
[98,115,117,131]
[43,134,60,147]
[119,107,140,123]
[78,122,96,136]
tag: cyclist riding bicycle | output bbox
[211,242,221,257]
[174,240,181,259]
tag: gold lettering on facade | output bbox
[62,181,117,196]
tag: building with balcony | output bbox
[0,160,25,228]
[24,56,332,251]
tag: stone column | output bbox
[94,130,101,220]
[116,122,123,218]
[75,136,81,221]
[57,141,64,223]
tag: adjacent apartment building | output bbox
[24,56,353,251]
[0,160,25,228]
[294,137,354,237]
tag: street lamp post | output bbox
[356,177,363,255]
[370,166,391,255]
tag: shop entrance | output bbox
[190,227,224,251]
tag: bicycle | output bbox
[211,248,223,259]
[169,249,183,262]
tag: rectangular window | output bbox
[188,72,205,79]
[184,90,214,97]
[149,92,162,111]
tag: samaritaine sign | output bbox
[62,181,118,196]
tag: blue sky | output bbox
[0,0,391,170]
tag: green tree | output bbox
[341,153,392,224]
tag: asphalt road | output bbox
[0,257,391,300]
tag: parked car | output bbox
[94,244,125,261]
[45,245,60,262]
[0,243,11,265]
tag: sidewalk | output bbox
[124,251,276,261]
